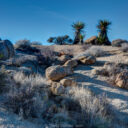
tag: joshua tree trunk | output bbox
[73,30,80,44]
[98,31,111,45]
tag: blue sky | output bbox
[0,0,128,45]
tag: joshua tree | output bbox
[47,35,73,45]
[72,22,85,44]
[97,20,111,45]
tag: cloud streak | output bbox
[43,10,73,21]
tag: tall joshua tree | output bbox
[72,22,85,44]
[97,20,111,45]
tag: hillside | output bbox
[0,41,128,128]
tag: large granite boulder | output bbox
[0,40,15,60]
[84,36,97,45]
[45,65,73,81]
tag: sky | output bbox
[0,0,128,45]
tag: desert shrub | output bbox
[15,39,31,49]
[121,43,128,52]
[8,55,38,67]
[92,62,128,86]
[2,71,123,127]
[85,46,107,57]
[39,47,59,66]
[4,72,49,119]
[66,87,113,127]
[74,46,107,60]
[31,41,42,45]
[15,39,40,54]
[0,65,8,93]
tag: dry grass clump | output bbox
[93,62,127,76]
[3,71,115,127]
[15,39,39,54]
[81,46,107,57]
[38,44,90,56]
[15,39,31,49]
[2,71,121,127]
[93,62,128,87]
[7,55,38,67]
[66,87,113,128]
[39,46,58,65]
[4,72,49,119]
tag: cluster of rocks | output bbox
[84,36,128,47]
[111,39,128,47]
[46,53,96,95]
[84,36,111,45]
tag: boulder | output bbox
[75,54,96,65]
[45,65,73,81]
[84,36,97,45]
[60,77,77,87]
[115,71,128,89]
[64,59,78,68]
[58,55,71,64]
[0,40,15,60]
[50,82,65,95]
[112,39,128,47]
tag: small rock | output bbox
[58,54,71,64]
[64,59,78,68]
[60,78,77,87]
[50,83,65,95]
[79,55,96,65]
